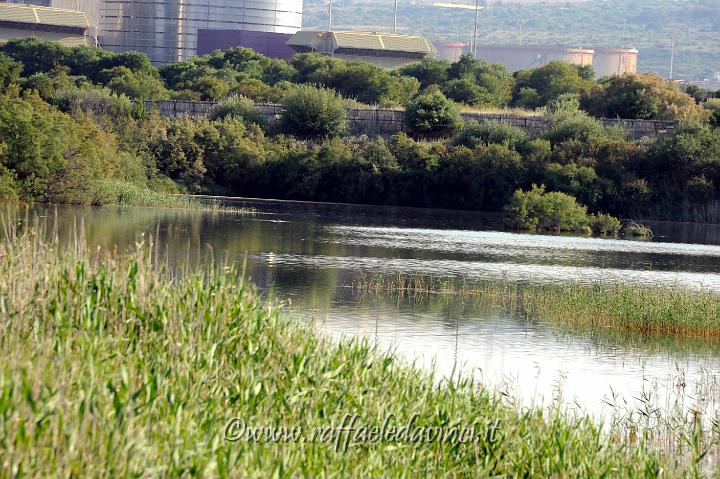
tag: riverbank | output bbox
[0,222,689,477]
[354,275,720,338]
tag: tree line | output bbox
[0,39,719,225]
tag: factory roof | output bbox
[288,31,434,55]
[0,3,89,29]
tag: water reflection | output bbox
[11,200,720,419]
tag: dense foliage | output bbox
[1,39,720,224]
[280,85,348,138]
[2,38,713,121]
[503,185,590,232]
[404,90,462,138]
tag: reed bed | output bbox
[353,274,720,338]
[0,220,687,477]
[98,179,257,214]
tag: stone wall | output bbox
[139,100,678,139]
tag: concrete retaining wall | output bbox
[139,100,677,139]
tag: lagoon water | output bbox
[24,199,720,420]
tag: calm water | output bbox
[20,199,720,419]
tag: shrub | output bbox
[584,74,705,121]
[442,78,488,105]
[705,98,720,128]
[0,164,19,202]
[589,213,621,235]
[280,85,348,138]
[208,95,265,126]
[103,66,171,100]
[452,120,528,149]
[0,53,22,91]
[512,62,591,108]
[446,54,514,107]
[621,221,653,238]
[405,90,462,138]
[0,93,139,204]
[51,87,132,121]
[503,185,590,232]
[543,115,608,144]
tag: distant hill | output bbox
[303,0,720,80]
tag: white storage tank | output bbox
[98,0,304,64]
[593,48,638,78]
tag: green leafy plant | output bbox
[280,85,348,138]
[208,94,265,126]
[503,185,590,232]
[405,90,462,138]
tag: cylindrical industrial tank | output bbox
[98,0,304,64]
[474,45,594,72]
[593,48,638,78]
[434,41,466,62]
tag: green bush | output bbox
[0,164,19,202]
[442,78,488,106]
[0,53,22,91]
[51,87,132,121]
[512,62,591,108]
[280,85,348,138]
[452,120,528,149]
[503,185,590,232]
[0,93,142,204]
[705,98,720,128]
[208,94,265,126]
[584,74,705,121]
[589,213,621,235]
[405,90,462,138]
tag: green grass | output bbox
[95,180,256,213]
[354,275,720,338]
[0,221,687,477]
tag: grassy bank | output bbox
[354,275,720,338]
[96,180,256,213]
[0,223,686,476]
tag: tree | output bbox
[584,74,705,120]
[398,59,450,89]
[512,61,592,108]
[0,53,22,91]
[0,38,69,75]
[280,85,348,138]
[103,66,171,100]
[442,78,487,105]
[149,117,208,192]
[404,91,462,138]
[0,93,139,204]
[447,54,514,107]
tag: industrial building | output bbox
[287,31,435,69]
[98,0,304,64]
[0,2,90,47]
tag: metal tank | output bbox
[474,45,594,72]
[434,41,466,62]
[98,0,304,64]
[593,48,638,78]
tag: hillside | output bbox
[303,0,720,81]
